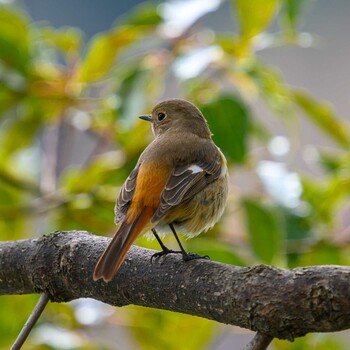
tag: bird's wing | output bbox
[114,165,139,223]
[152,152,223,222]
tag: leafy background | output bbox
[0,0,350,349]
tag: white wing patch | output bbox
[188,164,203,174]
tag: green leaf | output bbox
[283,0,308,33]
[324,175,350,215]
[200,94,250,164]
[302,173,350,230]
[301,178,332,225]
[293,90,350,147]
[0,7,30,73]
[79,26,146,82]
[234,0,280,39]
[317,150,344,174]
[242,198,282,263]
[40,26,83,56]
[283,210,312,241]
[247,60,295,117]
[120,2,162,26]
[281,210,313,267]
[78,3,161,82]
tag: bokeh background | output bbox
[0,0,350,349]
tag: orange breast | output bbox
[126,162,170,224]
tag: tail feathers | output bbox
[93,208,152,282]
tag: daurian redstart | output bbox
[93,99,228,282]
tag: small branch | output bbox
[1,231,350,341]
[244,332,274,350]
[10,291,50,350]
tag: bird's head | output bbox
[140,99,212,139]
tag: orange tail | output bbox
[93,208,152,282]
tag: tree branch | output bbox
[1,231,350,341]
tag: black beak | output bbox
[139,114,152,122]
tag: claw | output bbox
[150,248,182,263]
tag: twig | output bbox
[10,291,50,350]
[244,332,274,350]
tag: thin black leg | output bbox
[151,228,181,261]
[169,223,209,261]
[152,229,170,252]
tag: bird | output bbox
[93,98,228,282]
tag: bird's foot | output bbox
[151,248,182,262]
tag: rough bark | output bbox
[1,230,350,341]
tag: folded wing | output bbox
[114,165,139,223]
[152,153,222,222]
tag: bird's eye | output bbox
[157,112,166,121]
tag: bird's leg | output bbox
[151,228,181,261]
[169,223,209,261]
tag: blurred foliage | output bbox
[0,0,349,349]
[273,333,346,350]
[242,198,283,264]
[128,306,215,350]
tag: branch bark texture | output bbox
[1,231,350,341]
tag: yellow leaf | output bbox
[234,0,280,39]
[79,26,143,82]
[293,90,350,147]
